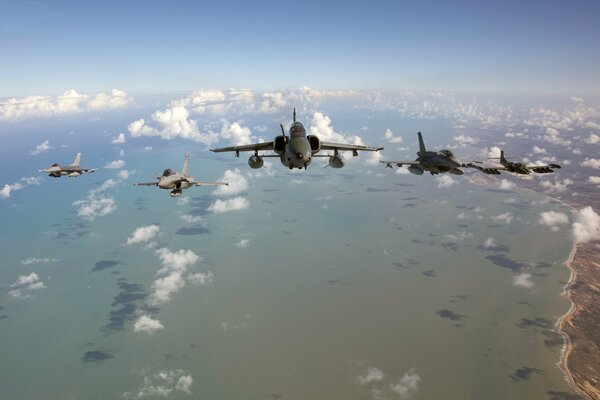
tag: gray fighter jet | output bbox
[39,153,97,177]
[134,153,228,197]
[381,132,463,175]
[210,109,383,170]
[464,149,561,175]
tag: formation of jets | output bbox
[35,108,562,196]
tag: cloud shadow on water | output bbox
[81,350,114,364]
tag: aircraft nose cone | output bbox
[296,153,304,160]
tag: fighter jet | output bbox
[210,109,383,170]
[39,153,97,177]
[381,132,464,175]
[134,153,228,197]
[464,149,561,175]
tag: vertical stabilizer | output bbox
[293,108,296,122]
[500,150,506,164]
[182,152,190,176]
[71,153,81,167]
[417,132,426,155]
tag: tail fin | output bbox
[417,132,426,154]
[70,153,81,167]
[182,152,190,176]
[500,150,506,163]
[293,108,296,122]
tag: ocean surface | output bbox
[0,106,577,399]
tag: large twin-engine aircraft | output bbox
[135,153,228,197]
[381,132,464,175]
[464,150,561,175]
[210,109,383,170]
[39,153,97,177]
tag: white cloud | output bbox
[104,159,126,169]
[128,105,212,144]
[149,248,200,306]
[188,271,214,286]
[212,168,248,196]
[589,176,600,185]
[259,92,287,113]
[384,129,403,143]
[498,179,516,190]
[395,165,410,175]
[8,272,46,299]
[532,145,546,154]
[73,196,116,221]
[207,197,249,213]
[112,133,126,144]
[117,170,130,180]
[487,146,501,159]
[445,230,473,242]
[540,178,573,193]
[483,237,496,249]
[134,315,164,334]
[235,238,250,248]
[180,214,204,224]
[581,158,600,169]
[0,89,132,122]
[357,367,384,385]
[539,211,569,232]
[389,368,420,399]
[512,273,534,289]
[218,120,254,145]
[126,225,160,245]
[571,206,600,243]
[123,370,193,399]
[585,133,600,144]
[454,134,478,145]
[29,140,51,155]
[0,176,43,199]
[436,175,457,188]
[492,212,514,224]
[20,257,58,265]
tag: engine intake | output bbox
[307,135,321,152]
[328,154,345,169]
[273,135,287,154]
[248,154,264,169]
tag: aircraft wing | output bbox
[462,163,504,175]
[81,168,97,173]
[134,181,158,186]
[320,142,383,154]
[526,163,561,173]
[380,160,421,168]
[210,142,274,154]
[194,181,229,187]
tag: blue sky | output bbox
[1,0,600,96]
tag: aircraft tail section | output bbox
[417,132,426,155]
[182,152,190,176]
[293,108,296,122]
[500,150,507,164]
[70,153,81,167]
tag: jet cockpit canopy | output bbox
[162,168,174,177]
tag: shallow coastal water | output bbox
[0,114,577,399]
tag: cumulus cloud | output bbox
[492,212,514,224]
[133,315,164,334]
[571,206,600,243]
[538,211,569,232]
[487,146,502,159]
[30,140,51,155]
[128,105,211,144]
[498,179,516,190]
[20,257,58,265]
[0,176,42,199]
[72,178,120,221]
[104,159,126,169]
[384,129,403,143]
[149,248,200,306]
[483,237,497,249]
[207,197,249,213]
[117,170,130,180]
[235,238,250,248]
[436,175,457,188]
[218,120,254,145]
[589,176,600,186]
[123,370,193,399]
[581,158,600,169]
[112,133,126,144]
[188,271,214,286]
[395,165,410,175]
[8,272,46,299]
[512,273,534,289]
[454,133,478,145]
[126,225,160,245]
[259,92,287,113]
[585,133,600,144]
[212,169,248,196]
[532,145,546,154]
[357,367,384,385]
[540,178,573,193]
[389,369,421,399]
[180,214,204,224]
[1,89,132,122]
